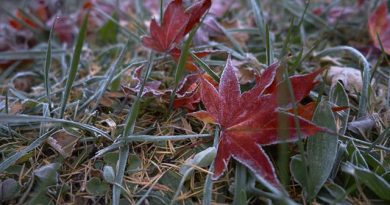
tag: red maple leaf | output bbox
[141,0,211,53]
[184,0,212,35]
[173,73,217,110]
[190,57,325,188]
[368,1,390,54]
[9,9,40,30]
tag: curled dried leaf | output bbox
[324,66,363,93]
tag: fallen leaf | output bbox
[347,113,381,138]
[141,0,211,53]
[174,73,217,111]
[13,76,34,93]
[10,102,24,114]
[121,66,168,97]
[368,1,390,54]
[184,0,212,35]
[47,130,78,158]
[190,57,324,188]
[9,10,39,30]
[141,0,190,53]
[231,55,263,84]
[173,74,202,110]
[324,66,363,93]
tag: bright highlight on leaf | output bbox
[190,56,325,188]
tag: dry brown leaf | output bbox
[10,102,24,114]
[324,66,363,93]
[47,129,78,158]
[232,54,263,84]
[13,76,34,92]
[347,113,381,139]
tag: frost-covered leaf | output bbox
[141,0,211,53]
[342,163,390,200]
[306,101,338,200]
[47,129,78,158]
[324,66,363,93]
[191,56,324,188]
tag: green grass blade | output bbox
[280,18,295,58]
[202,127,220,205]
[342,163,390,200]
[124,133,211,142]
[18,9,46,29]
[95,133,212,158]
[330,82,350,135]
[123,53,155,137]
[160,0,164,23]
[281,61,310,192]
[249,0,266,37]
[249,0,270,61]
[170,168,193,205]
[0,50,65,60]
[94,7,140,42]
[0,129,57,172]
[85,40,131,112]
[44,22,55,116]
[0,114,111,140]
[169,28,199,109]
[218,25,245,56]
[112,52,155,205]
[279,0,328,29]
[59,13,89,119]
[233,163,248,205]
[135,174,165,205]
[191,53,220,82]
[375,33,390,107]
[265,24,274,65]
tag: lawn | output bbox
[0,0,390,204]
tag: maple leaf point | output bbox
[190,56,326,188]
